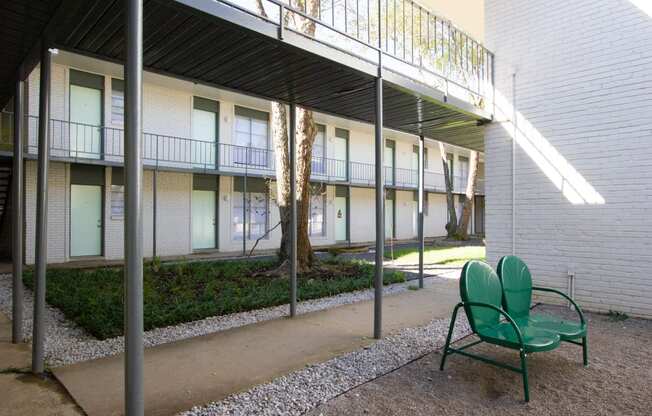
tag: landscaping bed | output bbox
[386,245,485,266]
[23,258,404,340]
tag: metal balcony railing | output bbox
[8,114,483,194]
[229,0,494,107]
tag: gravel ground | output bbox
[0,272,443,367]
[308,306,652,416]
[181,315,471,416]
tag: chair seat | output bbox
[518,313,587,341]
[478,322,561,353]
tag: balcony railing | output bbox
[230,0,493,107]
[12,114,482,193]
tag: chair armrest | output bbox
[532,286,586,325]
[461,301,525,348]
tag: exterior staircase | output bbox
[0,166,10,230]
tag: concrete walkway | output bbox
[54,278,459,416]
[0,314,83,416]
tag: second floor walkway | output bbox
[3,114,484,194]
[1,0,493,155]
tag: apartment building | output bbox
[0,51,485,264]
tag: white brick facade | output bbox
[485,0,652,317]
[24,161,68,264]
[19,51,483,265]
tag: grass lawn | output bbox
[22,258,404,340]
[385,245,485,266]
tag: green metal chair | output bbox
[439,260,561,402]
[497,255,588,366]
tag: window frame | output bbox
[233,106,270,167]
[308,185,327,237]
[232,177,270,241]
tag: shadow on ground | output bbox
[0,313,83,416]
[309,307,651,416]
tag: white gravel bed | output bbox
[181,314,471,416]
[0,272,449,367]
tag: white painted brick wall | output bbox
[25,161,68,264]
[20,55,483,263]
[155,171,192,257]
[485,0,652,318]
[105,168,154,260]
[395,190,416,240]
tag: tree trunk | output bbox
[456,150,479,240]
[439,142,457,237]
[257,0,319,272]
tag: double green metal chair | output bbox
[439,255,588,402]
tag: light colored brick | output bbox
[485,0,652,318]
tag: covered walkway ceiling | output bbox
[1,0,490,151]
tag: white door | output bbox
[192,108,217,167]
[384,146,394,184]
[70,185,102,256]
[333,136,347,180]
[70,85,102,159]
[385,199,394,239]
[335,196,347,241]
[192,190,216,249]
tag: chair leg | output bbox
[519,349,530,403]
[582,336,589,367]
[440,305,461,371]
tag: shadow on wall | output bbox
[493,88,605,206]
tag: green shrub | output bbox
[23,258,404,340]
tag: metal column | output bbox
[374,0,384,340]
[31,43,51,374]
[289,103,297,317]
[12,79,24,344]
[418,135,424,289]
[373,77,384,339]
[124,0,144,414]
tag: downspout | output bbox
[511,72,517,255]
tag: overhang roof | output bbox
[1,0,489,151]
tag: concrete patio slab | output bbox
[0,313,83,416]
[308,308,652,415]
[53,277,459,416]
[0,314,31,370]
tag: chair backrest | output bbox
[460,260,503,333]
[497,255,533,319]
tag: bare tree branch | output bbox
[247,220,282,258]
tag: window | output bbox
[412,145,429,170]
[312,124,326,175]
[234,106,269,167]
[111,79,124,125]
[459,156,469,181]
[233,177,269,240]
[309,184,326,236]
[111,167,124,219]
